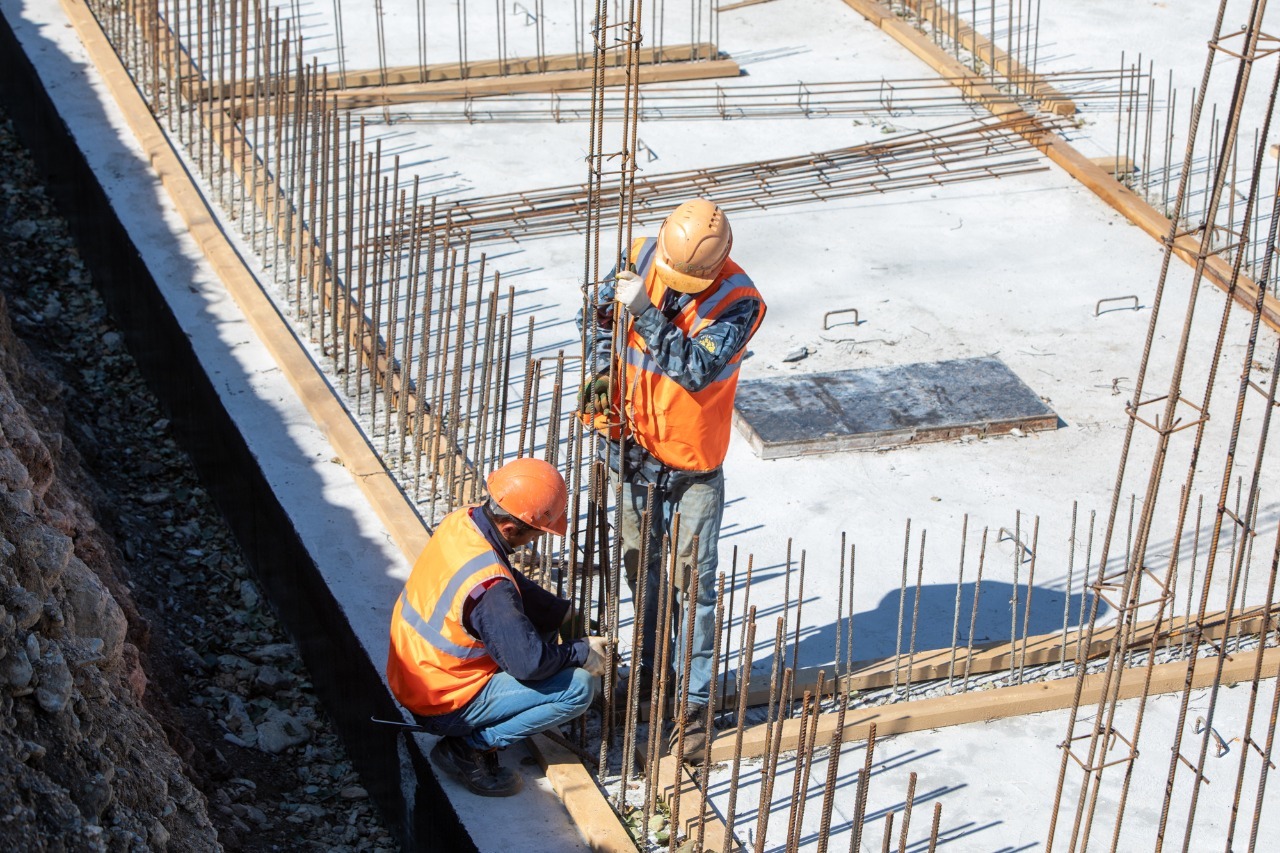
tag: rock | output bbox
[16,525,74,584]
[77,772,113,821]
[238,580,259,610]
[1,639,33,690]
[7,220,38,240]
[339,786,367,800]
[292,804,327,821]
[782,345,809,363]
[223,694,254,738]
[60,556,127,668]
[251,665,290,696]
[148,819,170,848]
[6,587,41,632]
[249,643,295,664]
[255,708,310,754]
[17,738,45,763]
[34,642,73,713]
[121,643,147,702]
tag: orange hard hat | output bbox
[653,198,732,294]
[486,458,568,536]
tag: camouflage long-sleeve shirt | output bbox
[578,266,762,392]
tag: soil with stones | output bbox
[0,105,395,851]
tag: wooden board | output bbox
[198,42,724,98]
[709,645,1280,762]
[896,0,1075,114]
[528,735,639,853]
[840,0,1280,334]
[651,755,734,852]
[233,59,743,111]
[718,605,1276,708]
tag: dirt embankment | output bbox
[0,109,394,851]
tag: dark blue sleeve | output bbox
[631,297,761,392]
[468,580,588,681]
[511,569,571,634]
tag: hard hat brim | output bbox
[539,514,568,537]
[654,258,717,295]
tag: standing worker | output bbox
[386,458,609,797]
[579,198,766,763]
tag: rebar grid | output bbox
[69,1,1280,851]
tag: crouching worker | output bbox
[386,458,608,797]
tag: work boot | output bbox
[669,704,709,766]
[430,736,523,797]
[613,666,653,706]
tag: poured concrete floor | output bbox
[8,0,1280,849]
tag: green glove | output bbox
[558,607,600,642]
[578,372,612,416]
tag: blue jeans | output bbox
[619,464,724,709]
[414,667,597,751]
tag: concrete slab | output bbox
[733,356,1058,458]
[9,0,1279,849]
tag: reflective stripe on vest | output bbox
[621,236,766,471]
[386,507,519,716]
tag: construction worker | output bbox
[386,458,609,797]
[578,198,766,763]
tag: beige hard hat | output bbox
[653,199,732,294]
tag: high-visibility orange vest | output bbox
[386,507,520,716]
[604,237,766,471]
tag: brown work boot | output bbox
[431,736,523,797]
[669,704,709,766]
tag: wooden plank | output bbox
[198,42,723,98]
[652,755,733,851]
[720,606,1275,709]
[710,644,1280,763]
[840,0,1280,334]
[527,735,639,853]
[896,0,1075,114]
[230,59,743,113]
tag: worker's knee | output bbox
[563,666,597,713]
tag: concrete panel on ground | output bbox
[733,356,1058,458]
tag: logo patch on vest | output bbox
[699,337,717,354]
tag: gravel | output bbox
[0,106,396,851]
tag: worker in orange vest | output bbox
[579,198,766,764]
[387,458,609,796]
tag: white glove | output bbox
[583,636,610,678]
[613,270,651,316]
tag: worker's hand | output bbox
[613,270,651,316]
[577,372,612,416]
[583,636,610,678]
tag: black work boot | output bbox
[613,666,653,706]
[430,736,523,797]
[669,704,709,766]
